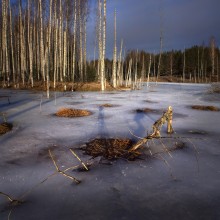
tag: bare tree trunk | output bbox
[170,52,173,81]
[112,9,117,88]
[9,2,15,86]
[39,0,45,82]
[83,11,87,82]
[72,0,77,86]
[19,0,25,86]
[147,54,152,87]
[59,0,63,82]
[46,0,53,98]
[100,0,106,91]
[54,19,58,89]
[28,0,34,87]
[97,0,103,82]
[183,48,185,82]
[117,39,123,86]
[156,33,163,82]
[210,37,215,79]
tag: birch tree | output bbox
[112,9,117,88]
[100,0,106,91]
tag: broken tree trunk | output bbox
[129,106,174,152]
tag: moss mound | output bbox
[56,108,92,117]
[0,122,13,135]
[82,138,140,160]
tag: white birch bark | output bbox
[112,9,117,88]
[100,0,106,91]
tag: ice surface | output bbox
[0,83,220,220]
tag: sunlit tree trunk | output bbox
[72,0,77,86]
[210,37,215,79]
[78,1,83,82]
[170,52,173,81]
[147,54,152,87]
[117,39,123,86]
[112,9,117,88]
[28,0,34,87]
[100,0,106,91]
[39,0,45,82]
[19,0,25,86]
[97,0,103,81]
[59,0,63,82]
[83,9,87,82]
[9,2,15,86]
[183,48,186,82]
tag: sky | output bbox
[87,0,220,59]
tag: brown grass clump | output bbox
[82,138,140,160]
[56,108,92,117]
[0,122,13,135]
[191,105,219,111]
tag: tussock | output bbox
[0,122,13,135]
[56,108,92,117]
[82,138,140,160]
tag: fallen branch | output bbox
[0,192,22,206]
[129,106,174,152]
[48,149,81,184]
[70,149,89,171]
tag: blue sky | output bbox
[87,0,220,59]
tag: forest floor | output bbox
[2,76,216,93]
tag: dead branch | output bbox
[48,149,81,184]
[0,191,22,206]
[70,149,89,171]
[129,106,174,152]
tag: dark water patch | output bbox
[6,158,22,166]
[65,101,84,105]
[133,108,162,114]
[98,103,120,108]
[131,108,188,119]
[176,129,209,136]
[143,100,158,104]
[38,145,62,161]
[191,105,219,111]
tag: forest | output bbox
[0,0,220,93]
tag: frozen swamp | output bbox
[0,83,220,220]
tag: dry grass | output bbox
[82,138,141,160]
[0,122,13,135]
[56,108,92,117]
[191,105,219,111]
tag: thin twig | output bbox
[48,149,80,184]
[154,154,176,180]
[0,192,14,202]
[159,138,173,158]
[70,149,89,171]
[8,208,13,220]
[186,138,200,173]
[128,129,144,140]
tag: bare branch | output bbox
[70,149,89,171]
